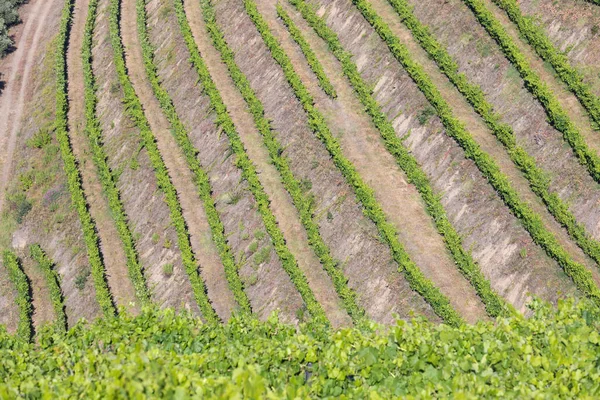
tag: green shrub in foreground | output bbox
[1,251,32,342]
[1,298,600,398]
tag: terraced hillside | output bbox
[2,0,600,335]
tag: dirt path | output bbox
[183,0,351,327]
[365,0,600,287]
[67,0,138,311]
[482,0,600,160]
[267,1,488,322]
[0,0,55,214]
[120,0,237,321]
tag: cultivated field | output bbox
[2,0,600,336]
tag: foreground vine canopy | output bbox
[0,298,599,398]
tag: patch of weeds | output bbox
[162,263,174,277]
[109,81,120,94]
[225,189,243,205]
[159,4,173,19]
[299,178,312,193]
[129,156,139,170]
[475,40,492,58]
[163,239,172,249]
[245,273,258,287]
[18,172,34,192]
[253,246,271,266]
[152,233,160,244]
[26,128,52,149]
[296,305,306,322]
[54,213,66,224]
[505,65,520,83]
[7,192,32,223]
[520,248,528,259]
[253,230,265,241]
[417,106,435,125]
[248,241,258,254]
[75,270,90,290]
[326,211,333,222]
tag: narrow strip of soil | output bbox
[120,0,236,320]
[67,0,138,311]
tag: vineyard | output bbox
[1,0,600,395]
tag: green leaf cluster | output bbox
[385,0,600,286]
[1,251,32,342]
[298,0,600,306]
[54,0,116,318]
[29,244,67,333]
[108,0,217,322]
[290,0,509,318]
[243,0,462,325]
[2,298,600,397]
[136,0,250,314]
[83,0,150,306]
[276,4,336,98]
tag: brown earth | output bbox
[399,0,600,282]
[67,0,139,312]
[180,0,348,326]
[307,0,579,312]
[213,0,440,323]
[120,0,237,321]
[268,0,488,322]
[518,0,600,98]
[93,0,201,315]
[151,0,307,324]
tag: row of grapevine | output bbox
[29,245,67,333]
[108,0,218,323]
[136,0,250,313]
[323,0,600,305]
[240,0,463,325]
[2,251,32,342]
[276,4,336,98]
[83,0,150,305]
[385,0,600,269]
[288,0,508,318]
[491,0,600,130]
[180,0,362,324]
[55,0,116,317]
[461,0,600,184]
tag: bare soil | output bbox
[270,1,488,322]
[0,0,54,214]
[152,0,308,324]
[67,0,140,312]
[518,0,600,98]
[308,0,579,312]
[120,0,237,321]
[399,0,600,283]
[181,0,349,326]
[213,0,440,323]
[93,0,201,315]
